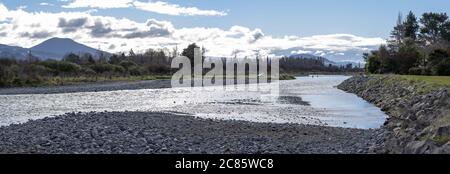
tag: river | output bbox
[0,75,386,129]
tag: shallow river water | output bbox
[0,75,387,129]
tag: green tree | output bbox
[378,45,395,73]
[388,13,405,51]
[58,61,81,75]
[419,12,449,44]
[364,52,381,74]
[90,63,115,74]
[0,66,17,87]
[182,43,199,65]
[182,43,205,70]
[442,22,450,42]
[63,53,81,64]
[403,11,419,40]
[128,66,143,76]
[427,49,450,75]
[129,49,136,57]
[396,39,422,74]
[119,60,137,71]
[109,54,121,65]
[80,53,95,65]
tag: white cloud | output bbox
[313,50,326,57]
[133,1,227,16]
[17,5,27,10]
[0,4,8,21]
[63,0,133,9]
[62,0,227,16]
[40,2,55,6]
[0,3,385,61]
[291,50,312,54]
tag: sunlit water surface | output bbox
[0,75,386,129]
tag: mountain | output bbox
[30,37,111,60]
[0,44,29,59]
[289,54,320,59]
[0,38,110,60]
[289,54,336,65]
[289,53,362,68]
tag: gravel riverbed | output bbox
[0,79,264,95]
[0,111,382,154]
[0,80,172,95]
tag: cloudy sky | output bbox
[0,0,449,62]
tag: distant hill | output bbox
[289,53,362,68]
[289,54,336,65]
[0,44,29,59]
[0,38,111,60]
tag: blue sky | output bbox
[1,0,449,62]
[3,0,449,38]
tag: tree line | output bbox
[365,11,450,75]
[0,47,176,87]
[279,56,360,73]
[1,42,362,87]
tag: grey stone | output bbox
[0,111,379,154]
[434,125,450,137]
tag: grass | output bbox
[431,133,450,145]
[398,75,450,94]
[372,75,450,94]
[398,75,450,86]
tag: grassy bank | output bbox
[371,74,450,94]
[398,75,450,86]
[396,75,450,93]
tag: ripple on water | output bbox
[0,75,387,129]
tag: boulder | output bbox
[434,125,450,137]
[431,141,450,154]
[405,140,438,154]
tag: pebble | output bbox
[0,111,379,154]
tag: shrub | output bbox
[112,65,125,73]
[146,64,171,74]
[81,67,97,76]
[119,60,137,71]
[90,63,115,74]
[58,61,81,75]
[0,66,17,87]
[428,49,450,75]
[128,66,144,76]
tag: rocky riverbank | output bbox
[0,111,380,154]
[338,75,450,154]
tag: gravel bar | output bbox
[0,80,172,95]
[0,111,381,154]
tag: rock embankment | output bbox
[338,75,450,154]
[0,112,378,154]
